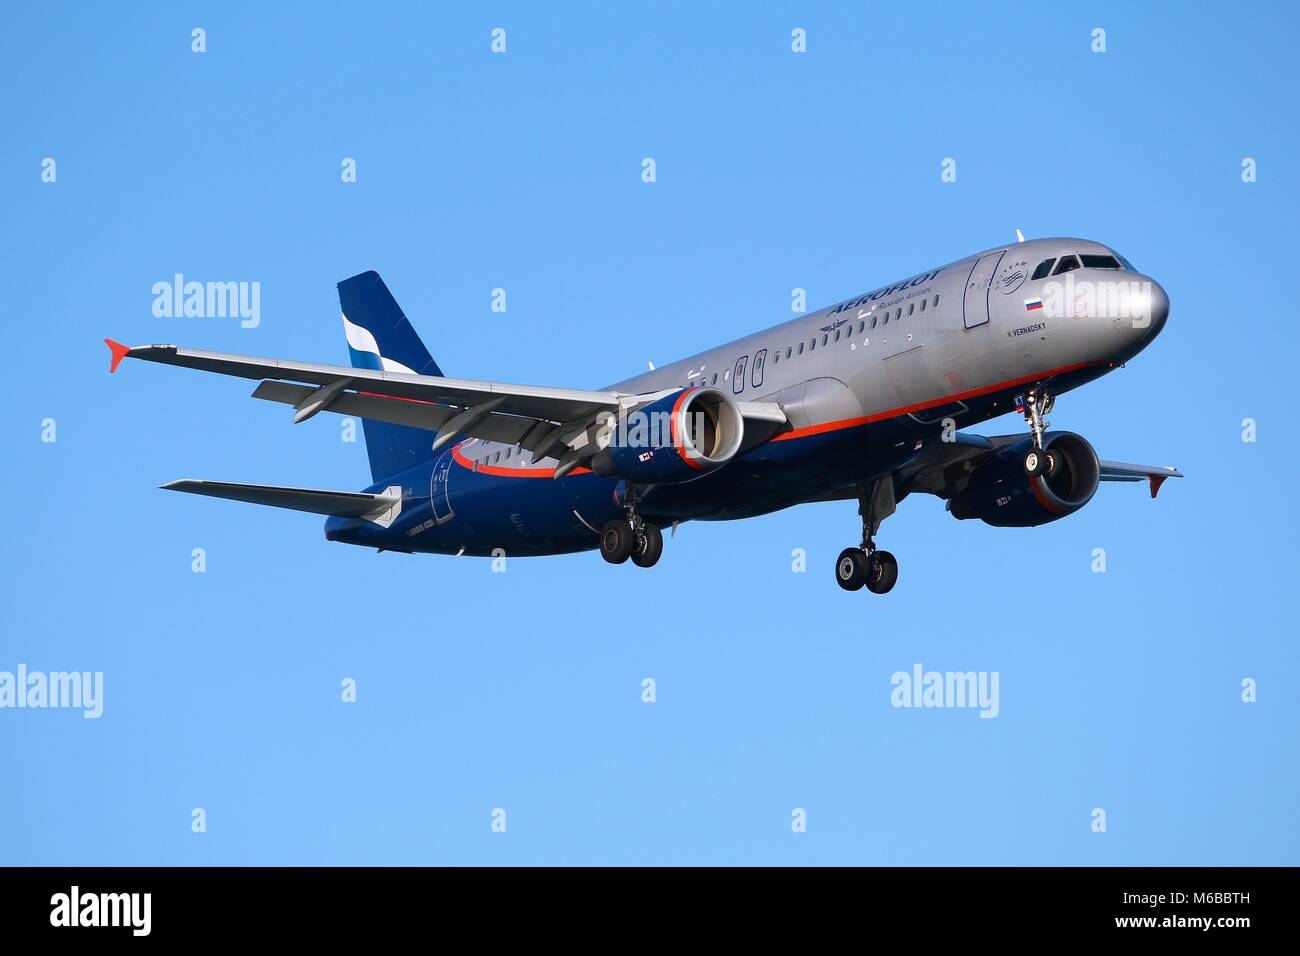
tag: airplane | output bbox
[105,236,1180,594]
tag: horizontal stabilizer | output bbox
[161,480,403,526]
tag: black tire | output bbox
[600,520,635,564]
[1024,448,1047,478]
[631,523,664,568]
[864,550,899,594]
[835,547,866,591]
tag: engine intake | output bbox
[591,387,744,484]
[948,431,1100,527]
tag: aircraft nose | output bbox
[1143,279,1170,338]
[1111,276,1168,351]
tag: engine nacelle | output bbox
[591,387,744,484]
[948,431,1100,528]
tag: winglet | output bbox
[1149,474,1170,499]
[105,338,131,373]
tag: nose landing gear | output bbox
[835,478,899,594]
[1018,386,1059,478]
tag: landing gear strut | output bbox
[1018,386,1058,478]
[600,485,664,568]
[835,478,899,594]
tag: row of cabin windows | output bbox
[473,444,519,465]
[684,293,940,386]
[476,291,946,460]
[1030,253,1124,280]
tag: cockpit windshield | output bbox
[1031,250,1135,279]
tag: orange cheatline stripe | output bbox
[451,441,591,479]
[769,360,1107,443]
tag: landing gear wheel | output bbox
[835,548,867,591]
[599,520,635,564]
[1043,449,1061,478]
[1024,448,1047,478]
[631,523,664,568]
[864,550,898,594]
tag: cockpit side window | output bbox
[1080,254,1121,269]
[1031,258,1056,280]
[1052,255,1081,276]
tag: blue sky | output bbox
[2,1,1296,865]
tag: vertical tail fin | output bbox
[337,271,442,482]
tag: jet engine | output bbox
[590,387,744,484]
[948,431,1100,528]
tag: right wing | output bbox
[898,432,1183,499]
[1097,458,1184,498]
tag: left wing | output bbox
[106,340,787,472]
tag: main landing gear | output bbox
[836,478,899,595]
[1018,386,1060,479]
[599,486,664,568]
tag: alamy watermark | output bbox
[50,886,150,936]
[0,664,103,718]
[152,274,260,328]
[1039,271,1153,328]
[890,663,999,718]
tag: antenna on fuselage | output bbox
[1015,229,1026,243]
[647,361,655,370]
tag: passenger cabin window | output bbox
[1052,255,1081,276]
[1080,254,1122,269]
[1031,258,1056,280]
[919,298,926,311]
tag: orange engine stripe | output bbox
[669,387,707,471]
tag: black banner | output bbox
[0,866,1280,940]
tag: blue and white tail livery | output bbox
[342,314,417,375]
[337,270,445,481]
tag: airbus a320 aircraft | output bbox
[107,237,1180,594]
